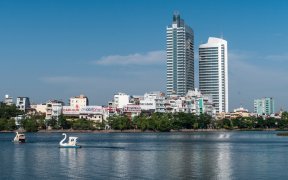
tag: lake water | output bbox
[1,131,288,179]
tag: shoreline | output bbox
[1,128,287,133]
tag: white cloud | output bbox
[94,50,166,65]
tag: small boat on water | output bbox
[59,133,81,148]
[13,132,26,143]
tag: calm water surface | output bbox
[1,131,288,179]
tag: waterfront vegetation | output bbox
[1,103,288,132]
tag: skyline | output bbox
[1,0,288,112]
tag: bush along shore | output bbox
[1,103,288,132]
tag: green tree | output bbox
[22,119,39,132]
[279,112,288,129]
[46,118,59,129]
[0,103,23,119]
[198,113,212,129]
[134,115,150,131]
[5,119,17,131]
[0,119,7,130]
[216,118,233,129]
[58,115,71,129]
[172,112,197,129]
[108,115,131,131]
[149,113,172,132]
[72,119,95,130]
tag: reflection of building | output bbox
[254,97,274,115]
[166,12,194,96]
[4,94,13,106]
[199,37,228,113]
[46,100,64,120]
[70,94,89,110]
[16,97,30,111]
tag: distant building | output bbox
[230,106,250,119]
[166,12,194,96]
[30,104,47,114]
[113,92,130,109]
[123,104,141,120]
[185,89,215,116]
[69,94,89,110]
[199,37,228,113]
[79,106,104,123]
[46,100,64,120]
[165,89,215,116]
[140,92,165,112]
[16,97,30,111]
[4,94,13,106]
[62,106,80,117]
[254,97,274,115]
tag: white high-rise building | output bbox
[166,12,194,96]
[199,37,228,113]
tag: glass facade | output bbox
[166,13,194,96]
[254,97,274,115]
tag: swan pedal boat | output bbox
[59,133,81,148]
[13,132,26,143]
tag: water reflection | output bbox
[215,143,232,179]
[1,132,288,179]
[59,148,83,178]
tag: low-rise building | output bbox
[113,92,130,109]
[230,106,250,119]
[46,100,64,120]
[4,95,13,106]
[62,106,80,117]
[31,104,47,114]
[165,89,215,116]
[70,94,89,110]
[79,106,104,123]
[123,104,141,120]
[16,97,30,112]
[254,97,274,115]
[140,92,165,112]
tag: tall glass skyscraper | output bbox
[199,37,228,113]
[166,13,194,96]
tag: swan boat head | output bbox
[59,133,81,148]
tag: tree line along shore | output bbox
[1,103,288,132]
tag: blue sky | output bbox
[1,0,288,112]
